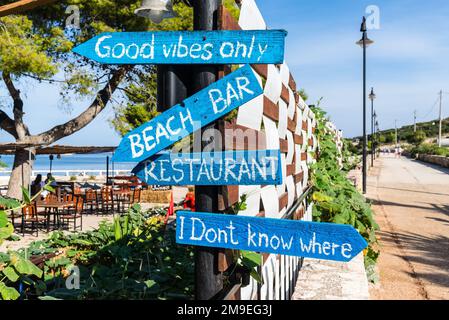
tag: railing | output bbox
[0,169,132,177]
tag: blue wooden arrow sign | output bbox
[112,65,263,163]
[176,212,368,262]
[131,150,283,186]
[73,30,287,65]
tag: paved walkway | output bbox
[292,253,369,300]
[368,155,449,300]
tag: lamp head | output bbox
[356,33,374,48]
[369,88,376,101]
[135,0,177,24]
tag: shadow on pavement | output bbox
[378,230,449,291]
[367,197,446,213]
[367,185,449,198]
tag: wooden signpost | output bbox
[112,64,263,163]
[176,211,368,263]
[131,150,283,186]
[73,30,287,65]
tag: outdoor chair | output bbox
[59,196,84,231]
[118,188,142,214]
[84,188,99,214]
[21,203,47,237]
[99,186,115,214]
[9,210,23,231]
[63,193,74,202]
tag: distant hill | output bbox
[353,117,449,145]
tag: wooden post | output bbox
[191,0,224,301]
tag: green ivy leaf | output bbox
[21,187,31,205]
[0,198,20,210]
[0,282,20,300]
[0,211,8,228]
[249,269,263,284]
[0,223,14,243]
[13,257,43,278]
[241,251,261,268]
[144,279,156,288]
[43,185,55,193]
[2,266,19,282]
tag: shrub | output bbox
[410,143,449,157]
[69,176,77,181]
[310,107,379,283]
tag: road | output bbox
[368,154,449,300]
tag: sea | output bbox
[0,153,134,176]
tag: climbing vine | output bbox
[310,106,380,283]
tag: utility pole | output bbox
[395,120,398,147]
[192,0,223,300]
[439,90,443,147]
[414,110,417,133]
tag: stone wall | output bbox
[417,154,449,168]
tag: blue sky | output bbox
[1,0,449,146]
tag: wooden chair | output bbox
[9,210,23,231]
[63,193,73,202]
[119,188,142,213]
[21,203,46,236]
[133,188,141,204]
[84,189,98,214]
[99,186,114,214]
[60,196,84,231]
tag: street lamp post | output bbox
[356,17,374,195]
[375,119,379,157]
[49,154,54,174]
[369,88,376,165]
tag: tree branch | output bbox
[0,109,18,139]
[25,66,131,146]
[2,72,29,139]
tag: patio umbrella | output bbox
[80,182,93,189]
[91,184,101,190]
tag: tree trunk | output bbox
[7,148,35,200]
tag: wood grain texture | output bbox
[294,134,303,145]
[131,150,283,186]
[302,120,308,131]
[279,139,289,153]
[218,186,240,210]
[252,64,268,79]
[288,74,297,92]
[294,172,304,184]
[279,192,289,210]
[280,85,290,104]
[113,65,263,163]
[287,118,296,132]
[309,138,313,147]
[286,164,295,176]
[218,5,241,31]
[176,211,368,262]
[263,96,279,121]
[224,121,267,151]
[73,30,287,65]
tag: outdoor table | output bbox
[36,201,75,232]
